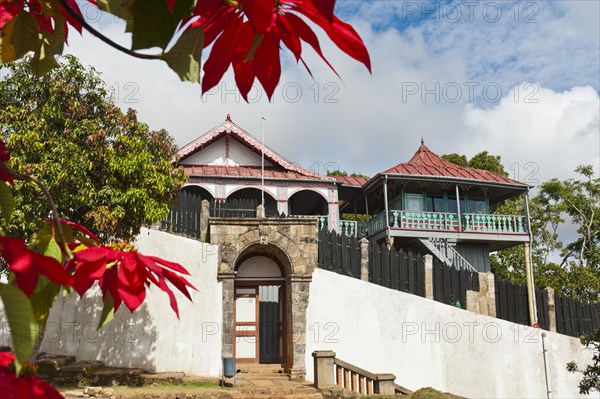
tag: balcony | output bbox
[367,210,529,243]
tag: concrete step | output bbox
[236,364,285,374]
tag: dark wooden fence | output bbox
[432,259,479,309]
[556,296,600,337]
[161,190,202,238]
[211,198,257,218]
[368,242,425,297]
[495,278,599,337]
[318,228,361,279]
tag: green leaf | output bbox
[43,236,63,263]
[30,14,65,76]
[0,181,15,225]
[10,9,40,59]
[130,0,195,51]
[0,283,38,374]
[96,0,134,21]
[29,222,63,263]
[162,26,203,82]
[97,291,115,330]
[0,17,17,63]
[29,280,60,324]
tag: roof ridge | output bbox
[178,117,329,180]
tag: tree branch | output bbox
[58,0,163,61]
[0,162,73,259]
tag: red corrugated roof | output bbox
[183,165,336,181]
[383,142,526,186]
[333,175,370,187]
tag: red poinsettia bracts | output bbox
[0,237,72,296]
[69,245,196,317]
[0,353,64,399]
[195,0,371,100]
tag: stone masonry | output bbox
[210,216,318,381]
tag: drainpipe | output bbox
[524,191,538,326]
[455,185,462,231]
[383,175,390,243]
[541,332,552,398]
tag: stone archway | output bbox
[210,218,317,380]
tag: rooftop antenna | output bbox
[261,117,266,212]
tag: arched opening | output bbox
[288,190,327,216]
[233,244,290,366]
[182,185,213,201]
[226,187,278,217]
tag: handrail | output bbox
[463,213,527,233]
[389,210,458,231]
[332,357,408,395]
[429,238,477,273]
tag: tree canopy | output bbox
[0,55,187,242]
[442,151,508,176]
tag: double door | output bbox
[234,285,283,364]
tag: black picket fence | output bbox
[495,278,599,337]
[432,259,480,310]
[318,228,361,279]
[211,198,258,218]
[368,242,425,297]
[161,190,202,238]
[556,296,600,337]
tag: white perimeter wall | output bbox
[39,228,223,376]
[305,269,594,399]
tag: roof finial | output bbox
[421,136,424,145]
[226,113,231,121]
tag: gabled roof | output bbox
[382,140,527,187]
[178,114,330,181]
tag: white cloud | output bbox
[61,1,599,185]
[462,84,600,185]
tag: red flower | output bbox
[70,245,195,317]
[0,353,64,399]
[196,0,371,100]
[0,238,72,296]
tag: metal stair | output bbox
[419,238,478,273]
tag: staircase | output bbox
[420,238,477,273]
[234,364,323,398]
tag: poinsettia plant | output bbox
[0,1,371,397]
[0,141,195,398]
[0,0,371,100]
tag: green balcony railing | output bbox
[365,210,529,237]
[463,213,527,233]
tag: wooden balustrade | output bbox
[312,351,412,395]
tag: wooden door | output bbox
[259,285,280,363]
[234,287,259,363]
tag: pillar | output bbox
[312,350,336,388]
[360,238,369,281]
[218,271,236,358]
[287,275,312,380]
[200,199,210,242]
[424,254,434,300]
[545,287,557,332]
[376,374,397,395]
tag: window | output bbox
[405,193,423,212]
[468,198,488,214]
[425,195,445,212]
[446,195,458,214]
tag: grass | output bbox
[57,379,227,396]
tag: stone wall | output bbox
[210,217,318,380]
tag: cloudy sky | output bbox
[60,0,598,186]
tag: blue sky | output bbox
[61,0,598,185]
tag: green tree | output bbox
[468,151,508,177]
[441,153,468,167]
[0,56,187,242]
